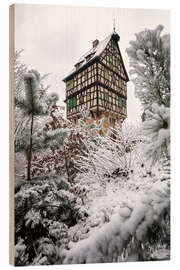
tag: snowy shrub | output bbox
[62,181,170,263]
[14,177,88,266]
[76,120,143,184]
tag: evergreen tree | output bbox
[15,69,58,180]
[126,25,170,167]
[126,25,170,108]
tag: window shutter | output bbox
[119,78,123,88]
[104,69,109,80]
[69,98,73,109]
[86,92,91,101]
[118,97,123,108]
[73,96,77,107]
[104,92,109,102]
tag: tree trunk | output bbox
[27,112,34,180]
[64,145,70,182]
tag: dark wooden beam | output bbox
[96,62,99,117]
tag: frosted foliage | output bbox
[15,238,28,265]
[126,25,170,107]
[14,50,27,104]
[24,70,49,115]
[76,120,143,181]
[62,181,170,263]
[143,103,170,164]
[14,51,54,154]
[25,209,41,228]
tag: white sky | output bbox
[14,4,170,121]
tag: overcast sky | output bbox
[14,4,170,121]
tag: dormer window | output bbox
[75,60,84,70]
[85,52,95,62]
[92,39,99,48]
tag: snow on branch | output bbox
[62,181,170,263]
[126,25,170,108]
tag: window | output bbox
[79,94,84,104]
[119,78,123,88]
[104,92,109,102]
[70,79,74,89]
[104,68,109,80]
[86,92,91,101]
[69,96,77,109]
[118,97,123,108]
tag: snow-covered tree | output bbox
[143,103,170,166]
[126,25,170,170]
[126,25,170,108]
[14,50,51,142]
[15,69,58,180]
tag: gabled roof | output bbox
[63,32,129,82]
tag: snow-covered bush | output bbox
[62,181,170,263]
[76,120,143,185]
[14,176,88,266]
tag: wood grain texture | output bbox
[9,4,15,266]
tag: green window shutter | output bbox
[86,92,91,101]
[69,96,77,108]
[72,96,77,107]
[118,97,123,108]
[70,79,74,89]
[69,98,73,109]
[104,68,109,80]
[104,92,109,102]
[119,78,123,88]
[109,55,113,63]
[115,59,118,67]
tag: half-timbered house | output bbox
[63,31,129,130]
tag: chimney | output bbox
[92,39,99,48]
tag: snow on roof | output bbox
[63,34,113,81]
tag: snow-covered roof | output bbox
[63,34,113,81]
